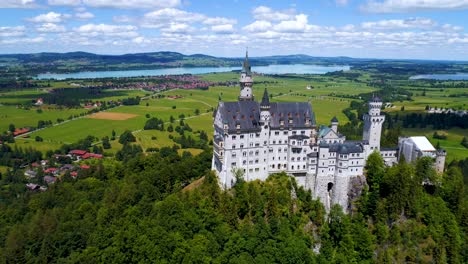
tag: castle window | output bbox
[240,144,244,148]
[255,151,259,155]
[272,164,275,169]
[231,162,236,167]
[292,131,297,135]
[301,131,305,134]
[243,152,246,157]
[255,168,259,172]
[240,135,244,139]
[249,151,253,155]
[249,161,253,165]
[279,140,282,144]
[243,160,247,165]
[292,157,295,161]
[255,143,260,147]
[292,166,294,170]
[264,141,267,145]
[284,148,287,152]
[249,169,253,172]
[273,140,276,144]
[284,131,288,135]
[232,145,236,149]
[255,159,259,164]
[303,165,306,169]
[275,131,279,135]
[232,152,237,158]
[279,148,282,152]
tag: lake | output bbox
[36,64,350,80]
[410,73,468,80]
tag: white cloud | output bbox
[252,6,295,21]
[75,12,94,20]
[82,0,180,9]
[203,17,237,25]
[36,23,66,33]
[113,15,134,23]
[141,8,205,28]
[0,0,37,8]
[160,23,193,33]
[336,0,348,6]
[243,20,272,33]
[361,0,468,13]
[0,26,25,37]
[48,0,81,6]
[361,18,437,30]
[274,14,309,33]
[211,24,235,34]
[74,23,138,38]
[28,12,71,23]
[1,36,45,44]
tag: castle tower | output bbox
[260,88,271,124]
[239,50,254,101]
[363,96,385,152]
[435,148,446,174]
[330,116,338,133]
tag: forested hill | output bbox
[0,147,467,263]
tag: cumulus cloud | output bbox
[28,12,71,23]
[0,26,26,37]
[274,14,309,33]
[82,0,180,9]
[48,0,80,6]
[361,18,437,30]
[203,17,237,25]
[252,6,295,21]
[361,0,468,13]
[1,36,45,44]
[211,24,235,34]
[36,23,66,33]
[141,8,205,28]
[75,12,94,20]
[243,20,272,33]
[0,0,37,8]
[74,23,138,38]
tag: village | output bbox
[23,149,103,192]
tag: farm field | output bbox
[0,105,88,133]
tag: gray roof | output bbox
[328,141,364,154]
[241,51,252,75]
[216,100,315,133]
[217,101,262,133]
[269,102,315,129]
[331,116,338,123]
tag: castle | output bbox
[212,52,446,212]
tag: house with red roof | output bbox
[82,153,103,159]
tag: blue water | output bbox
[36,64,350,80]
[410,73,468,80]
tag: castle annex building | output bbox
[212,52,446,212]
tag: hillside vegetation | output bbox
[0,149,467,263]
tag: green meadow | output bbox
[1,72,466,162]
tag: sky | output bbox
[0,0,467,60]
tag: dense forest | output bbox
[0,144,467,263]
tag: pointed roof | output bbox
[331,116,338,123]
[241,50,251,75]
[260,88,270,108]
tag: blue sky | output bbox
[0,0,467,60]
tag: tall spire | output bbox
[241,49,251,75]
[260,88,270,108]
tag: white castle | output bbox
[212,52,446,212]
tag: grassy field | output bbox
[0,165,9,174]
[0,105,88,133]
[2,72,467,163]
